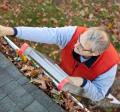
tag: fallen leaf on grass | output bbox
[50,17,58,25]
[49,50,59,56]
[41,18,49,24]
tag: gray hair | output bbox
[85,27,110,53]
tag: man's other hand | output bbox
[0,25,14,37]
[67,76,84,87]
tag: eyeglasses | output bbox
[77,37,94,54]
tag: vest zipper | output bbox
[72,61,79,75]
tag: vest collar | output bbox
[72,50,99,68]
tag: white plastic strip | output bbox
[4,36,19,50]
[24,47,67,82]
[107,94,120,104]
[34,50,68,77]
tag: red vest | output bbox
[60,27,120,81]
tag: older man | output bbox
[0,25,119,102]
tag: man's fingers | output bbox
[0,25,5,37]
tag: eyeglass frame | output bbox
[77,36,94,54]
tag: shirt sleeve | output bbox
[82,64,118,101]
[15,26,76,49]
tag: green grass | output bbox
[0,0,119,58]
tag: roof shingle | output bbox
[0,52,65,112]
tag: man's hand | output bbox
[0,25,4,37]
[0,25,14,37]
[60,76,84,96]
[67,76,84,87]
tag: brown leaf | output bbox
[31,78,47,90]
[37,0,43,4]
[30,69,40,78]
[24,71,32,77]
[20,65,34,72]
[64,99,74,110]
[0,0,10,11]
[50,88,61,95]
[16,61,23,69]
[50,17,58,25]
[41,18,49,24]
[49,50,59,56]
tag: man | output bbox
[0,25,119,102]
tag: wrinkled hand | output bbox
[61,76,84,96]
[0,25,14,37]
[0,25,5,37]
[62,82,84,96]
[66,76,84,87]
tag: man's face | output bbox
[74,32,94,57]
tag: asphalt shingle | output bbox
[0,89,7,101]
[0,52,65,112]
[1,80,21,95]
[24,101,48,112]
[0,96,16,112]
[0,71,14,87]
